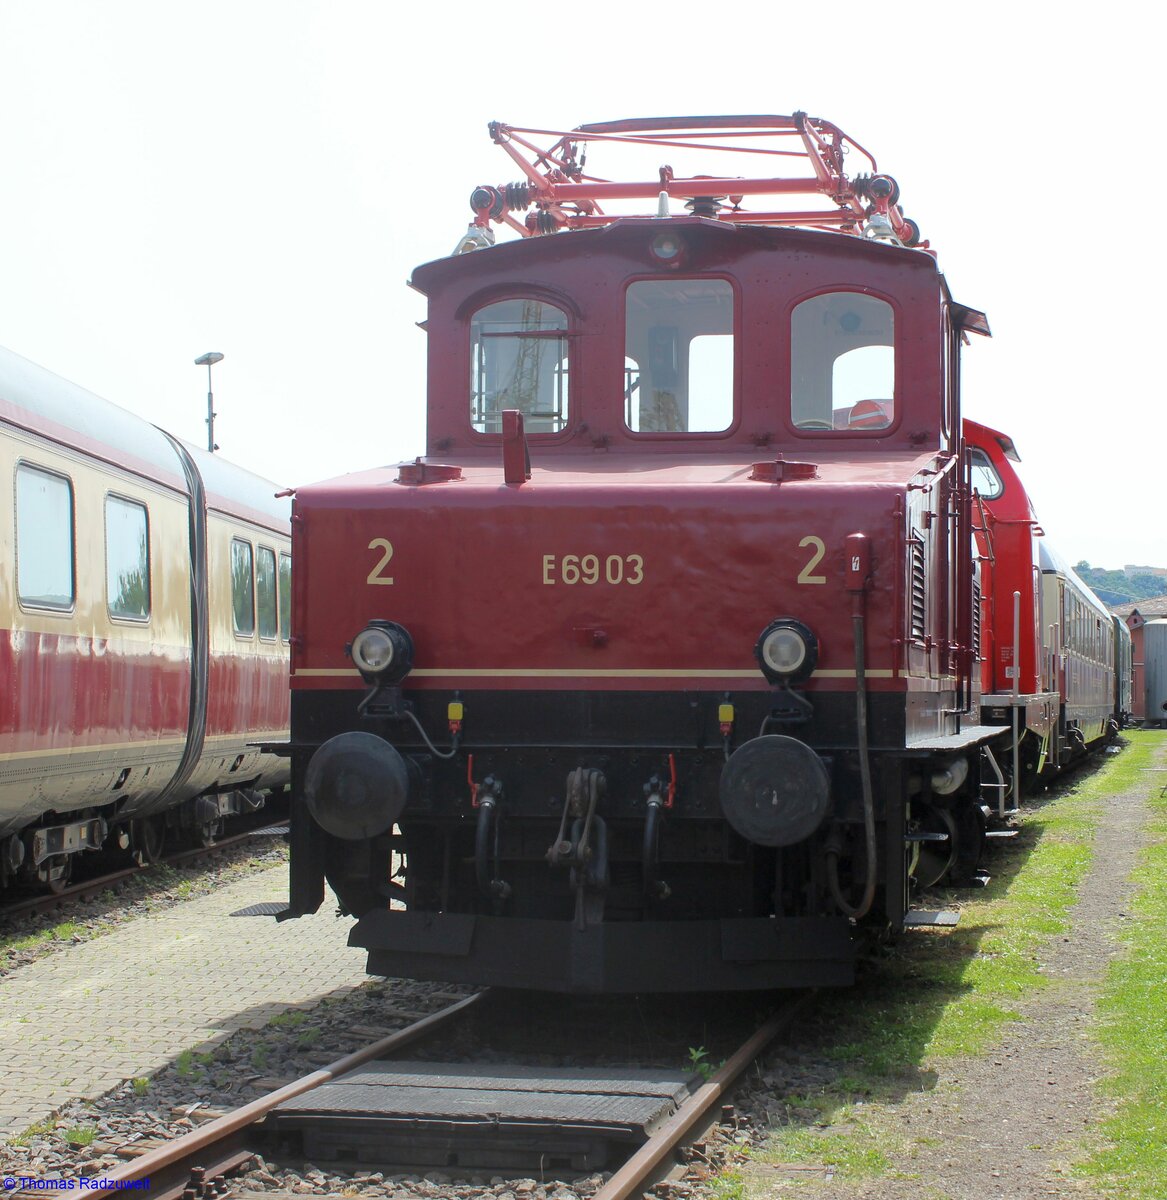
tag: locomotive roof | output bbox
[410,217,940,295]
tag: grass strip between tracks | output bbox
[1077,730,1167,1198]
[726,736,1152,1193]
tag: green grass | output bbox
[732,736,1157,1196]
[268,1009,309,1028]
[710,1172,748,1200]
[1077,731,1167,1197]
[9,1116,56,1146]
[753,1116,894,1178]
[63,1125,96,1147]
[2,920,83,954]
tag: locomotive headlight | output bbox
[650,232,684,263]
[755,619,818,685]
[350,620,414,684]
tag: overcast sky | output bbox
[1,2,1161,568]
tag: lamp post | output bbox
[194,351,224,452]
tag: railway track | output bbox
[81,990,813,1200]
[0,820,288,922]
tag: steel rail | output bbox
[83,990,487,1200]
[593,991,816,1200]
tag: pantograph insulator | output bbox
[469,182,532,219]
[685,195,724,218]
[526,210,560,235]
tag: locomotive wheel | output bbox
[39,854,73,895]
[908,803,957,889]
[131,815,166,865]
[1018,732,1043,795]
[949,801,986,887]
[193,817,222,848]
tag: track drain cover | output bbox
[264,1060,695,1171]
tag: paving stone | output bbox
[0,866,368,1139]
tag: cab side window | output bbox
[969,448,1004,499]
[470,299,569,434]
[16,464,75,610]
[231,538,255,636]
[791,293,895,431]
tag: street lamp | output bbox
[194,351,224,452]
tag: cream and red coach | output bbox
[0,346,290,889]
[283,116,1036,992]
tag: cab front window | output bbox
[470,299,569,434]
[791,292,895,431]
[624,279,734,433]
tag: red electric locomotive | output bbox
[280,116,1096,992]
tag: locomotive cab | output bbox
[284,116,1011,993]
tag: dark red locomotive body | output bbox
[282,116,1119,991]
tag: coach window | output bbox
[257,546,278,640]
[791,293,895,430]
[15,464,75,611]
[105,496,150,620]
[278,552,291,643]
[231,539,255,636]
[470,299,569,434]
[624,279,734,433]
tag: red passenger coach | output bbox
[282,116,1120,992]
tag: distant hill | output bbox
[1075,563,1167,607]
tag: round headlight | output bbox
[349,620,414,684]
[351,627,395,675]
[755,619,818,685]
[650,232,683,262]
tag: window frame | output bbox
[465,290,577,443]
[968,447,1005,501]
[278,550,292,645]
[104,492,152,624]
[256,543,279,642]
[15,461,77,615]
[230,537,256,638]
[787,286,902,439]
[621,272,741,440]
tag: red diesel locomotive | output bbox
[281,116,1122,992]
[1,346,291,891]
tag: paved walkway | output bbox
[0,866,369,1139]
